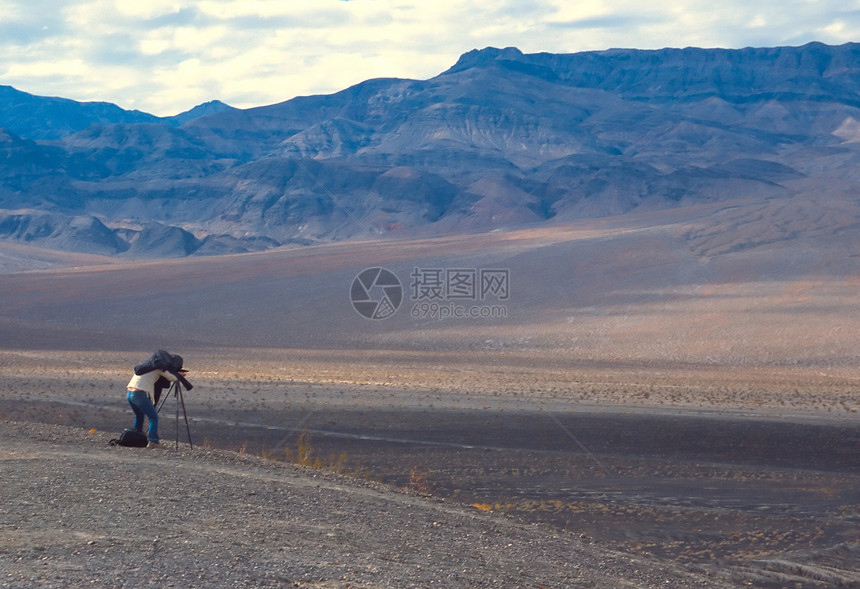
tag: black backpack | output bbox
[109,428,149,448]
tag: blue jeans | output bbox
[127,389,159,443]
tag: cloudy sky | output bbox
[1,0,858,116]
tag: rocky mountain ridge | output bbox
[0,85,235,140]
[1,42,859,257]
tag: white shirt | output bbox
[127,369,175,394]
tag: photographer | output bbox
[126,350,192,448]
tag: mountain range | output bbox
[1,41,860,258]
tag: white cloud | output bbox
[0,0,857,116]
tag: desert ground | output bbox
[1,209,859,587]
[1,347,857,588]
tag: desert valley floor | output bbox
[1,347,857,588]
[1,214,859,587]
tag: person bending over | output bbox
[126,350,193,447]
[126,367,175,447]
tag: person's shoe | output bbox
[147,441,162,448]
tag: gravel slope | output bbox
[0,420,724,588]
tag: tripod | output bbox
[156,379,193,449]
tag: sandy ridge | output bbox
[0,420,726,588]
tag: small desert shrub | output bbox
[327,451,350,475]
[296,429,319,467]
[283,429,322,468]
[279,430,370,480]
[406,465,433,494]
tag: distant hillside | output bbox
[1,42,859,257]
[0,85,159,141]
[0,86,234,141]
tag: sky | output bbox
[1,0,858,117]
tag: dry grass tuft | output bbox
[277,430,371,480]
[405,466,433,495]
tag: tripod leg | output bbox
[178,387,193,449]
[175,383,180,449]
[156,383,170,414]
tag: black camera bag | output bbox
[109,428,149,448]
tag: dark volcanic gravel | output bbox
[0,420,721,588]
